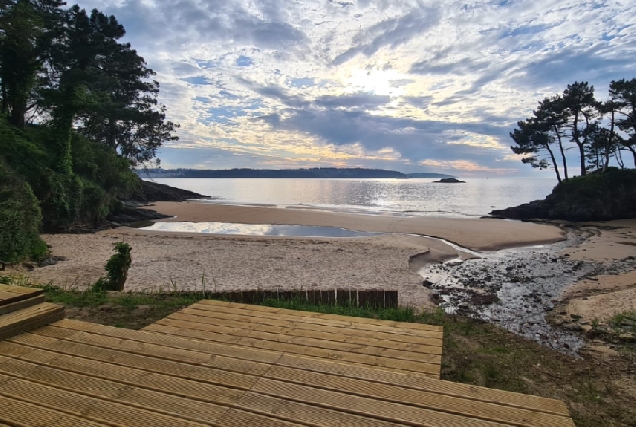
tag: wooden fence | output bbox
[196,288,398,309]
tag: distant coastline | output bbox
[136,167,455,180]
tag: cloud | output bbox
[314,94,391,108]
[332,7,442,65]
[73,0,636,175]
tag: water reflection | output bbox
[148,178,557,218]
[140,221,381,238]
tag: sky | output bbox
[76,0,635,176]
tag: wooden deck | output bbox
[0,290,576,426]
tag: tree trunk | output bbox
[615,149,625,169]
[51,86,78,176]
[10,103,26,128]
[554,126,569,180]
[1,79,6,114]
[571,110,587,176]
[577,143,586,176]
[603,110,616,172]
[7,79,30,128]
[546,144,562,183]
[630,147,636,169]
[107,118,117,149]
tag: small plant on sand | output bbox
[93,242,132,292]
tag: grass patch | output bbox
[260,297,446,324]
[609,311,636,333]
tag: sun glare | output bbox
[345,68,406,96]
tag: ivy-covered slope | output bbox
[0,117,138,261]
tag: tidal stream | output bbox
[414,231,636,354]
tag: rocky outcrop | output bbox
[107,180,210,225]
[130,180,209,203]
[491,169,636,221]
[434,177,466,183]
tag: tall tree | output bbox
[610,78,636,167]
[561,81,597,176]
[77,42,179,165]
[510,117,563,182]
[0,0,64,127]
[43,6,125,174]
[536,95,569,180]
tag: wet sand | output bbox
[24,202,565,309]
[145,201,565,250]
[557,219,636,322]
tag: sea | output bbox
[149,177,556,218]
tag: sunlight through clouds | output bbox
[74,0,636,175]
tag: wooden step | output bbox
[0,303,64,341]
[0,284,43,311]
[0,295,46,316]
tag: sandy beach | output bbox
[556,219,636,323]
[24,202,566,309]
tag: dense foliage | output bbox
[0,1,177,260]
[92,242,131,291]
[491,168,636,221]
[511,79,636,181]
[0,159,47,261]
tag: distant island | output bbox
[434,177,466,183]
[137,168,456,179]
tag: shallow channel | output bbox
[140,221,382,238]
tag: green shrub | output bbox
[99,242,132,291]
[0,162,47,262]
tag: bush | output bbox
[0,162,48,262]
[94,242,132,291]
[548,169,636,221]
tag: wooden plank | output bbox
[45,320,439,375]
[0,310,65,341]
[163,312,443,360]
[146,322,441,376]
[8,334,269,382]
[0,291,34,307]
[250,378,517,427]
[53,318,283,364]
[195,300,444,334]
[0,284,43,296]
[0,294,45,315]
[0,373,207,427]
[182,304,444,341]
[0,303,63,327]
[165,310,443,354]
[0,303,64,341]
[2,334,568,419]
[0,355,231,424]
[237,392,403,427]
[262,366,574,427]
[276,354,571,417]
[172,306,443,342]
[215,409,306,427]
[0,395,106,427]
[150,308,442,347]
[0,341,252,404]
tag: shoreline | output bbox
[142,201,566,251]
[18,201,636,350]
[20,201,565,311]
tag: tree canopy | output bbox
[511,78,636,181]
[0,1,178,166]
[0,1,176,242]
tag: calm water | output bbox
[142,222,381,237]
[150,177,556,218]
